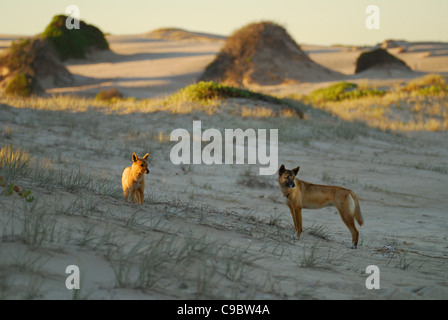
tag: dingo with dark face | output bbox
[278,164,364,248]
[122,153,149,204]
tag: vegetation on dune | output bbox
[304,74,448,132]
[165,81,305,118]
[0,37,54,78]
[306,82,386,103]
[2,73,447,131]
[401,74,448,95]
[42,14,109,60]
[200,21,319,86]
[0,14,108,97]
[168,81,284,104]
[0,38,35,73]
[355,48,410,73]
[0,36,70,94]
[307,74,448,104]
[2,73,40,97]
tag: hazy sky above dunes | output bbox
[1,0,447,45]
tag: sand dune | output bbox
[306,42,448,75]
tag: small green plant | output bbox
[3,73,37,97]
[307,82,385,103]
[13,185,34,202]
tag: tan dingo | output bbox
[278,164,364,248]
[122,153,149,204]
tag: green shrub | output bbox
[165,81,305,117]
[3,73,38,97]
[168,81,281,104]
[307,82,386,103]
[42,15,109,60]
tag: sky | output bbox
[1,0,447,46]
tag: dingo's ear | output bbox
[132,153,138,162]
[292,166,300,176]
[278,164,286,176]
[143,153,149,160]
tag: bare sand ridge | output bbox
[0,30,448,299]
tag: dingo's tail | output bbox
[350,191,364,226]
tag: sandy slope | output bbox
[0,35,448,300]
[0,100,447,299]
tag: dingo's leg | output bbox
[294,207,303,239]
[337,207,359,248]
[288,203,302,238]
[138,189,144,204]
[131,190,138,204]
[123,189,129,202]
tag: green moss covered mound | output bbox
[42,15,109,60]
